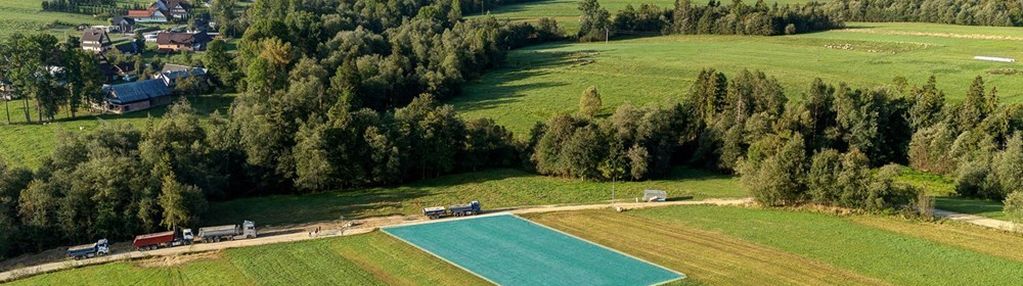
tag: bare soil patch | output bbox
[134,251,223,268]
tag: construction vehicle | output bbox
[66,239,110,260]
[196,220,257,243]
[423,200,481,219]
[133,228,192,250]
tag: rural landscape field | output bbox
[2,0,1023,285]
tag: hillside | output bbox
[452,22,1023,136]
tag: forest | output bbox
[579,0,842,41]
[821,0,1023,26]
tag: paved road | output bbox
[0,198,753,283]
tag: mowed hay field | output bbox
[452,22,1023,136]
[207,167,742,226]
[528,206,1023,285]
[0,0,105,38]
[472,0,821,33]
[7,232,486,286]
[0,95,235,169]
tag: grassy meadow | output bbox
[452,22,1023,137]
[207,166,743,226]
[473,0,821,33]
[0,95,235,169]
[0,0,107,39]
[530,206,1023,285]
[6,231,486,286]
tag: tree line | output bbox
[821,0,1023,27]
[41,0,131,15]
[578,0,843,41]
[529,69,1023,216]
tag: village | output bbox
[3,0,218,117]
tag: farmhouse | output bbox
[100,79,173,113]
[156,32,211,52]
[127,8,169,23]
[159,64,207,86]
[152,0,192,19]
[81,28,112,53]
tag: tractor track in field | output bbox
[529,211,890,286]
[0,197,751,283]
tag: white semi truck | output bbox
[196,220,257,242]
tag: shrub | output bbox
[1004,191,1023,222]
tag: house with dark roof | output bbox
[156,31,211,52]
[110,16,136,33]
[100,79,173,113]
[81,28,112,53]
[158,64,207,86]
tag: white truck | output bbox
[196,220,257,243]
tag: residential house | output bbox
[152,0,191,19]
[99,64,207,113]
[156,31,211,52]
[115,41,142,55]
[127,7,168,23]
[100,79,172,113]
[110,16,136,33]
[158,64,207,86]
[81,28,112,53]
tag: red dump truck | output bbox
[133,228,193,250]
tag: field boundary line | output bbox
[379,228,499,286]
[510,213,687,285]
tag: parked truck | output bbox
[66,239,110,260]
[133,228,192,250]
[196,220,257,243]
[423,200,481,219]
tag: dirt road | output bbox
[0,198,753,283]
[932,209,1021,233]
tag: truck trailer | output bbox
[133,228,193,250]
[66,239,110,260]
[423,200,481,219]
[197,220,256,242]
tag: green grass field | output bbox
[6,231,486,285]
[473,0,820,33]
[0,0,106,39]
[207,167,743,226]
[895,167,1008,219]
[531,206,1023,285]
[452,22,1023,137]
[0,94,234,169]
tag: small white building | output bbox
[643,190,668,202]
